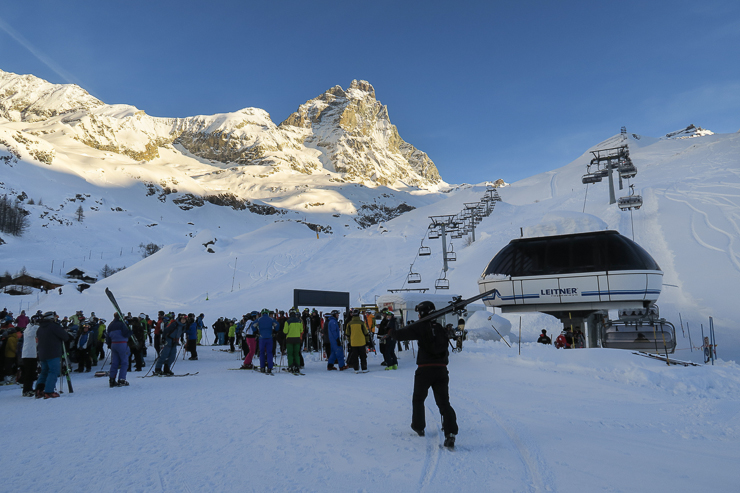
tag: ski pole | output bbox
[171,344,184,370]
[491,324,511,348]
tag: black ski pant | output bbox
[383,337,398,366]
[347,346,367,371]
[76,348,91,372]
[187,339,198,358]
[22,357,37,393]
[154,334,162,356]
[411,366,458,436]
[128,347,144,371]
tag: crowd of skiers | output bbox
[0,304,413,394]
[1,300,459,447]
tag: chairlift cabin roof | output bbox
[481,230,660,278]
[478,230,663,312]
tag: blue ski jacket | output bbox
[255,315,277,339]
[327,316,342,342]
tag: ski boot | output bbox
[411,425,425,437]
[110,378,118,388]
[118,379,129,386]
[163,365,174,376]
[339,365,349,371]
[153,369,163,376]
[44,392,60,399]
[327,364,337,371]
[35,384,45,399]
[23,390,35,397]
[443,433,456,449]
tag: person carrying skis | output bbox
[394,301,458,448]
[282,308,304,373]
[153,313,187,376]
[255,309,278,374]
[326,310,348,371]
[345,309,369,373]
[106,313,131,387]
[35,312,71,399]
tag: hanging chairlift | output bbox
[445,244,457,261]
[582,173,603,184]
[428,228,441,240]
[618,195,643,210]
[619,163,637,179]
[618,184,643,211]
[435,277,450,290]
[418,244,431,256]
[407,268,422,284]
[435,270,450,290]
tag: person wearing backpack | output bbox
[394,301,458,449]
[345,309,369,373]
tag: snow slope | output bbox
[2,342,738,492]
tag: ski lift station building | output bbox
[376,292,488,328]
[478,230,675,352]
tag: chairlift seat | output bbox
[618,195,643,210]
[445,252,457,261]
[407,272,422,284]
[428,230,441,239]
[435,278,450,290]
[418,246,431,256]
[582,174,602,184]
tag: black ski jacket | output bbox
[395,319,449,366]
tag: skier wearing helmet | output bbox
[394,300,458,449]
[255,309,278,374]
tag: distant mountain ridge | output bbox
[0,69,441,187]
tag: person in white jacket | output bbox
[20,319,39,397]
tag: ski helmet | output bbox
[261,308,269,315]
[415,301,435,316]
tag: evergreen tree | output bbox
[76,205,85,222]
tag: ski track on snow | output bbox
[418,403,441,491]
[662,187,740,273]
[456,393,553,493]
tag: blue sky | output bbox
[1,0,738,184]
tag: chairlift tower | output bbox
[464,203,481,242]
[429,215,458,273]
[582,143,637,205]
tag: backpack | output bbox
[425,321,450,358]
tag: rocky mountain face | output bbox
[280,80,440,186]
[0,69,442,187]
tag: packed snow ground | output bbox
[2,340,738,492]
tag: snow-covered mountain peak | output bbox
[280,80,441,186]
[0,69,103,123]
